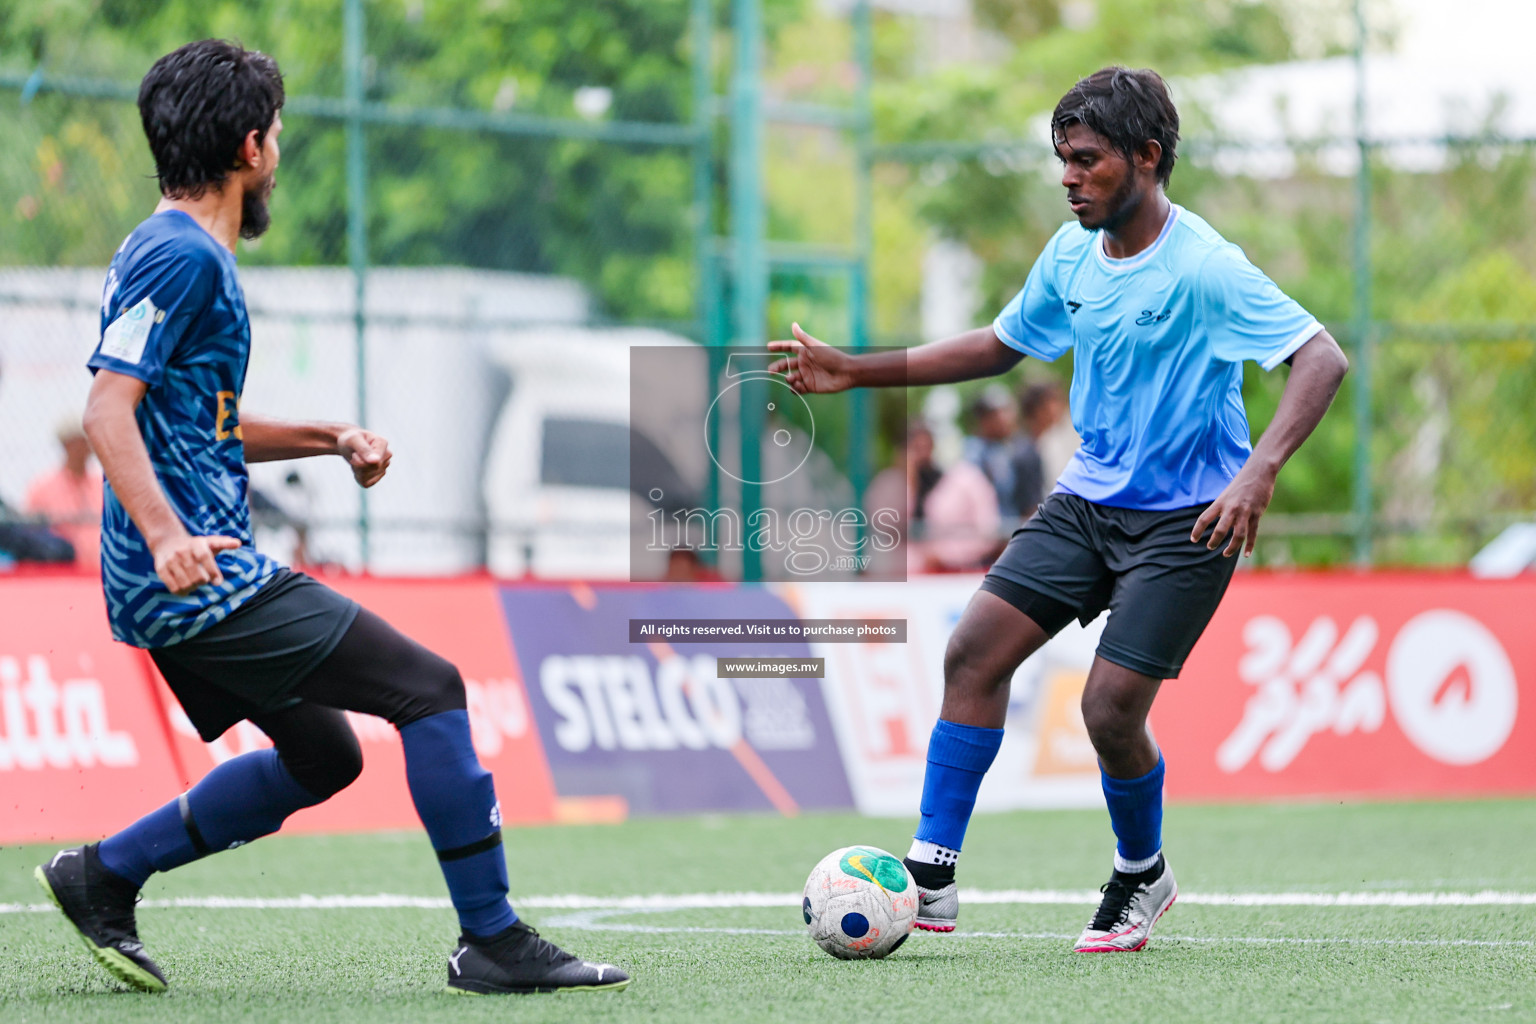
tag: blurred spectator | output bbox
[0,496,76,567]
[864,419,943,576]
[908,419,943,528]
[25,413,104,570]
[663,548,724,582]
[922,413,1003,571]
[1020,380,1079,490]
[963,384,1043,521]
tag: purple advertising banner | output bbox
[498,583,855,815]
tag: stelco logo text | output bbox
[1218,609,1518,772]
[540,654,815,753]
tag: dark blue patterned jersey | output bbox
[89,210,281,648]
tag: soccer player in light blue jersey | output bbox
[34,39,627,996]
[771,66,1350,952]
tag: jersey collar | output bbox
[1093,203,1181,273]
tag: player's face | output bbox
[239,114,282,241]
[1054,123,1141,233]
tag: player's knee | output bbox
[943,635,1005,695]
[283,727,363,801]
[317,737,365,798]
[390,649,468,727]
[420,653,466,714]
[1080,691,1139,752]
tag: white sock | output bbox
[907,839,959,868]
[1114,849,1162,875]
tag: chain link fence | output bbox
[3,2,1534,575]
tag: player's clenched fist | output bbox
[337,427,392,488]
[152,533,242,595]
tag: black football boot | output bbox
[35,843,168,992]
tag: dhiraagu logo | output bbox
[838,847,908,893]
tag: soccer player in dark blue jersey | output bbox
[772,67,1351,953]
[34,39,628,996]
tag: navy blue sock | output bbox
[1101,753,1165,867]
[97,749,322,888]
[912,719,1004,852]
[398,710,517,938]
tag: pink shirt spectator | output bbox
[25,466,104,570]
[921,460,1001,571]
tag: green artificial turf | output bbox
[2,800,1533,1023]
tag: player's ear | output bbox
[1135,140,1162,179]
[237,129,264,171]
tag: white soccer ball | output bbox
[802,845,919,959]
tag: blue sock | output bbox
[398,710,517,938]
[97,749,322,888]
[1101,754,1165,867]
[912,719,1004,852]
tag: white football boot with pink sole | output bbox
[1073,856,1178,952]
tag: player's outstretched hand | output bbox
[337,428,392,488]
[767,323,857,394]
[1191,463,1276,557]
[153,533,242,595]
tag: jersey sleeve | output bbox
[1199,244,1322,370]
[992,228,1075,362]
[89,243,216,387]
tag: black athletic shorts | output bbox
[149,569,360,740]
[981,492,1239,679]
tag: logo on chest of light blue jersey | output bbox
[1135,309,1173,326]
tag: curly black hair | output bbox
[1051,67,1179,187]
[138,39,285,199]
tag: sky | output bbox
[1387,0,1536,66]
[1181,0,1536,174]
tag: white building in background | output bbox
[1183,0,1536,176]
[0,266,595,575]
[819,0,1003,69]
[920,238,982,343]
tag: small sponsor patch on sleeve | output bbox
[100,296,161,364]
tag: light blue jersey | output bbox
[992,205,1321,511]
[90,210,281,648]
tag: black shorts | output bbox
[981,492,1239,679]
[150,569,360,741]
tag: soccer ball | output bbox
[802,845,919,959]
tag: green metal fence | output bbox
[3,0,1534,571]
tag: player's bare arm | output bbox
[768,322,1023,394]
[1192,329,1350,557]
[84,369,240,595]
[241,414,392,488]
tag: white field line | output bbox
[537,909,1536,949]
[5,888,1536,916]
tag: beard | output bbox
[239,172,276,240]
[1082,168,1142,233]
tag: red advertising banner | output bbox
[158,576,559,833]
[1156,574,1536,801]
[0,577,187,843]
[5,572,1534,845]
[1,575,558,844]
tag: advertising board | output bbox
[1158,575,1536,801]
[783,579,1105,815]
[4,571,1534,845]
[500,582,855,815]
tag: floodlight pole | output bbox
[693,0,718,349]
[344,0,371,569]
[692,0,727,547]
[1350,0,1374,566]
[849,0,873,546]
[732,0,767,580]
